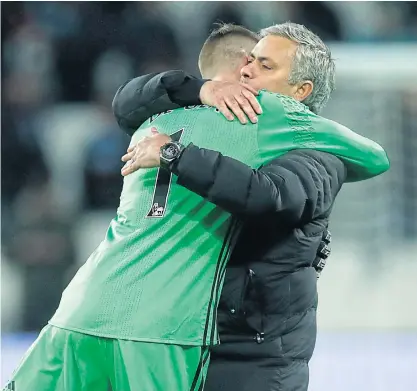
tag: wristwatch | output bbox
[160,141,185,170]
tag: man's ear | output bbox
[294,81,314,102]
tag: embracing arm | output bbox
[112,70,206,136]
[336,137,390,182]
[170,147,346,225]
[113,71,262,136]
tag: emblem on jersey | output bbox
[148,202,165,217]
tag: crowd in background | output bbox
[2,1,417,333]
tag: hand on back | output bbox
[121,128,170,176]
[199,81,262,125]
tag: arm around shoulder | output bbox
[112,70,206,136]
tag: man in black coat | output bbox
[112,23,388,391]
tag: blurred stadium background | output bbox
[1,1,417,390]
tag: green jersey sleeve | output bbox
[255,91,390,182]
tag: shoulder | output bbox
[144,104,221,126]
[258,91,312,116]
[257,91,318,146]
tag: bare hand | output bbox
[199,80,262,124]
[121,127,171,176]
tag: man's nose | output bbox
[240,63,253,79]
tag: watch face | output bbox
[163,143,179,159]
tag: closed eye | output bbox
[262,64,272,70]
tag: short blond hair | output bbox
[198,23,259,79]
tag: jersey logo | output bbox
[148,202,165,217]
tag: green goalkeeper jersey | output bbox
[49,91,389,346]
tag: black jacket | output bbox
[113,71,345,391]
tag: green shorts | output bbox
[4,325,210,391]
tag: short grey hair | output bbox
[260,22,335,114]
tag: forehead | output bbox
[252,35,298,62]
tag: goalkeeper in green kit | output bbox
[5,23,389,391]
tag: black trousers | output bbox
[204,340,309,391]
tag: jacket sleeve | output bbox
[112,70,206,136]
[171,147,347,225]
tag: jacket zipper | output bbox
[248,269,265,344]
[240,269,252,314]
